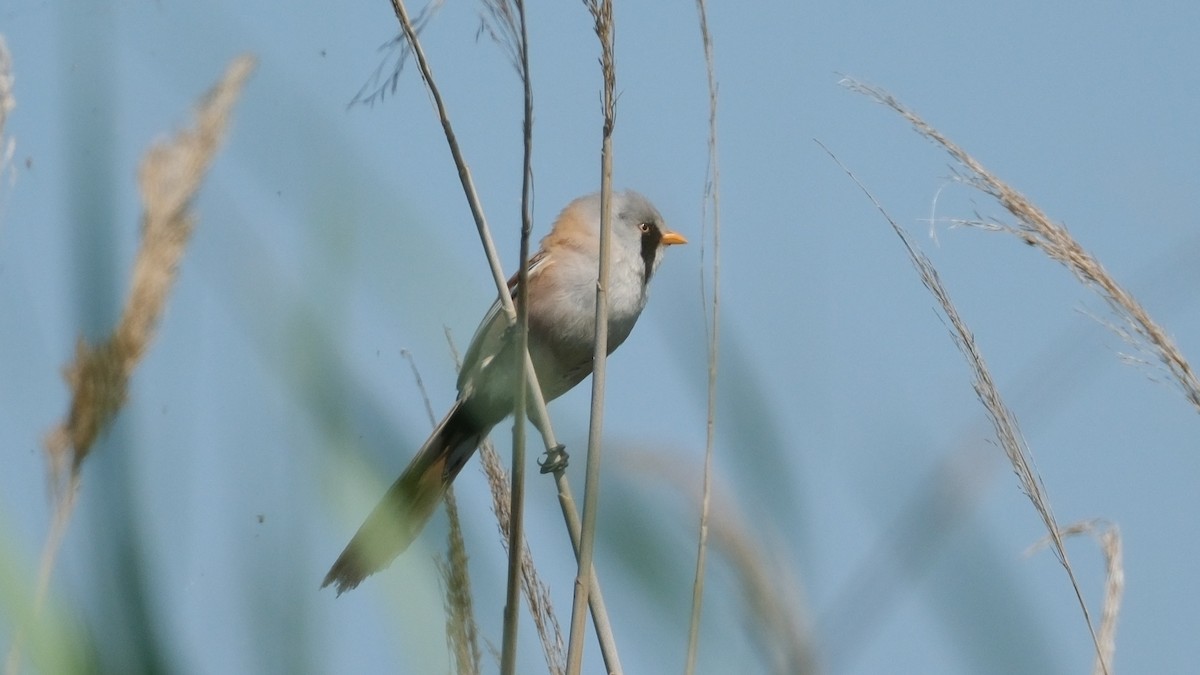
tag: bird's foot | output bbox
[538,444,568,474]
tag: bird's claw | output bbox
[538,444,568,474]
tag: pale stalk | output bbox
[500,0,534,671]
[684,0,721,671]
[566,1,616,673]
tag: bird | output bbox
[323,190,686,594]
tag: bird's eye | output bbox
[638,222,652,233]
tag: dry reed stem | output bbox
[499,0,534,671]
[818,141,1109,675]
[403,350,482,675]
[567,1,617,673]
[4,471,79,675]
[381,0,569,474]
[685,1,721,673]
[1028,520,1123,675]
[843,77,1200,415]
[7,54,255,675]
[384,0,515,316]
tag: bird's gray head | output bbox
[588,190,687,285]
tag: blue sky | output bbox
[2,1,1199,673]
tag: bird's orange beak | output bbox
[661,230,688,246]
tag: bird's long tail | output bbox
[323,400,487,595]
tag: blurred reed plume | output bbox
[47,54,256,485]
[5,54,255,675]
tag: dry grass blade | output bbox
[685,1,721,674]
[843,77,1200,414]
[7,54,256,675]
[1028,520,1123,675]
[817,141,1109,675]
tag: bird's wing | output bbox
[455,249,551,394]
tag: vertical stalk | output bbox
[685,0,720,671]
[566,2,616,673]
[500,0,534,672]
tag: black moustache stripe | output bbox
[640,223,663,287]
